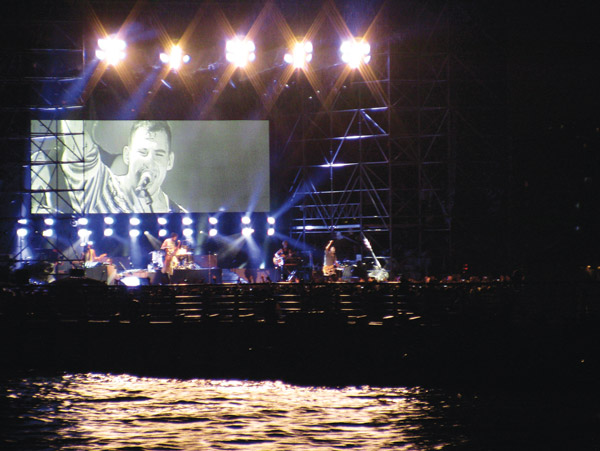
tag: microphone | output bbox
[135,171,152,195]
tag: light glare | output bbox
[96,36,126,65]
[284,41,313,69]
[340,38,370,68]
[226,38,256,68]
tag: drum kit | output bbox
[149,245,195,271]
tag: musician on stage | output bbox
[323,240,339,281]
[274,240,297,281]
[160,232,180,281]
[83,243,107,268]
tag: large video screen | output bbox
[30,120,270,214]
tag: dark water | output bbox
[1,374,600,450]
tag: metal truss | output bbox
[279,2,507,277]
[278,2,451,277]
[0,7,84,270]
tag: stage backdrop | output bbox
[30,120,270,214]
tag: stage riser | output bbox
[172,268,222,284]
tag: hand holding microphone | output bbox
[134,171,152,195]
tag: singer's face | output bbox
[123,127,173,195]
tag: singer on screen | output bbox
[61,120,186,213]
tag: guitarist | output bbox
[161,232,181,282]
[273,240,296,281]
[322,240,339,281]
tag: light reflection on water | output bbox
[2,373,599,450]
[1,374,462,450]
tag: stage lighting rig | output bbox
[160,45,190,71]
[96,36,126,65]
[226,38,256,68]
[340,39,370,68]
[284,41,313,69]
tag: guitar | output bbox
[362,235,389,282]
[273,253,284,267]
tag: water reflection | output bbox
[1,374,464,450]
[3,373,599,450]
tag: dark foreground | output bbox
[1,279,599,388]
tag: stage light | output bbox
[242,227,254,237]
[120,276,141,287]
[340,39,370,68]
[226,38,256,68]
[104,228,114,237]
[77,217,88,226]
[78,228,91,239]
[209,228,218,237]
[157,217,168,225]
[130,217,141,226]
[241,216,251,225]
[267,216,276,225]
[104,217,115,225]
[18,219,28,225]
[44,218,54,226]
[42,229,53,237]
[267,227,275,236]
[158,229,168,237]
[182,217,193,226]
[17,228,28,237]
[129,229,140,238]
[209,217,218,225]
[96,36,126,65]
[182,228,193,238]
[159,45,190,71]
[284,41,313,69]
